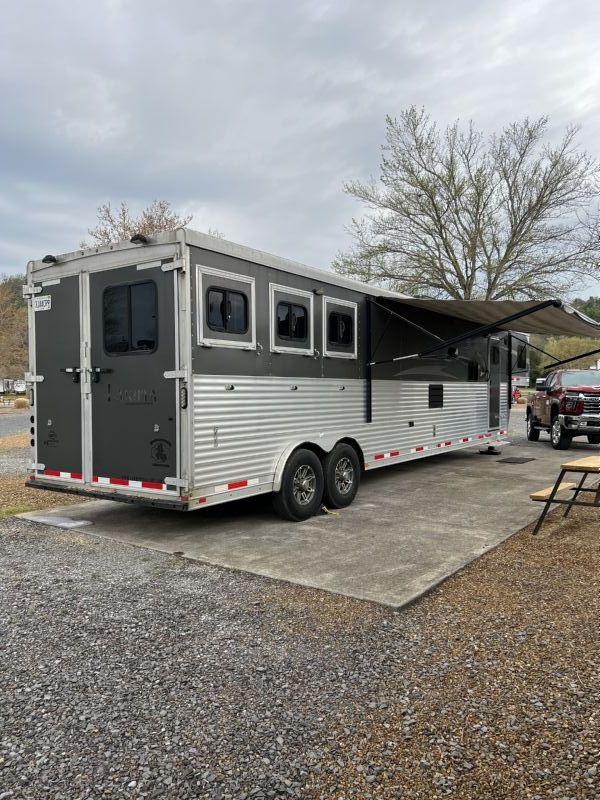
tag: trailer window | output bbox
[103,281,157,354]
[277,302,307,341]
[206,287,248,334]
[328,312,353,347]
[516,343,527,369]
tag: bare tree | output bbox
[0,275,27,378]
[334,108,600,299]
[84,200,194,246]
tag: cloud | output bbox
[1,0,600,292]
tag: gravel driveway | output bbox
[0,408,29,438]
[1,504,598,799]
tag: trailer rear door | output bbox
[33,275,83,479]
[88,263,179,490]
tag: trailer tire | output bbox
[272,448,324,521]
[322,443,360,509]
[526,410,540,442]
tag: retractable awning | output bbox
[381,298,600,338]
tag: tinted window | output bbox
[328,312,353,346]
[562,370,600,386]
[130,282,157,351]
[277,302,307,340]
[103,282,157,355]
[206,287,248,334]
[516,344,527,369]
[103,285,129,353]
[491,345,500,365]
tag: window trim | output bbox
[206,285,249,335]
[323,296,357,359]
[269,283,314,355]
[102,279,158,357]
[196,265,256,350]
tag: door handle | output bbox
[90,367,113,383]
[60,367,82,384]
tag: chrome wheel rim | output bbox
[292,464,316,505]
[552,418,561,444]
[334,457,354,495]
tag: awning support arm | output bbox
[369,299,562,367]
[543,346,600,370]
[511,334,562,366]
[370,299,445,344]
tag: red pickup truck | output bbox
[526,368,600,449]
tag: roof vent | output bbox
[130,233,150,245]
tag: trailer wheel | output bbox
[322,443,360,509]
[272,448,324,521]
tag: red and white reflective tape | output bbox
[214,477,260,495]
[38,469,82,481]
[92,476,173,492]
[371,430,508,463]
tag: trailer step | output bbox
[530,482,576,501]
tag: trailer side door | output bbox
[32,276,83,479]
[88,264,178,488]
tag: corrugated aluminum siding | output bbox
[192,375,507,489]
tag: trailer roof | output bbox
[28,229,600,337]
[28,228,408,301]
[383,297,600,338]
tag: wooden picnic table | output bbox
[531,456,600,534]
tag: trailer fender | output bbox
[272,436,339,492]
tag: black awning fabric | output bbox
[380,298,600,338]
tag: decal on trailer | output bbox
[33,294,52,312]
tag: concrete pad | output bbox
[20,411,600,608]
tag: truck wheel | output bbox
[526,411,540,442]
[551,416,572,450]
[322,443,361,509]
[272,448,324,521]
[587,434,600,445]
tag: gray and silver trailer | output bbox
[24,229,600,520]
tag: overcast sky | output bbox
[2,0,600,293]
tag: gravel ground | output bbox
[0,409,30,438]
[0,415,86,514]
[1,505,598,799]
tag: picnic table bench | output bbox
[530,456,600,534]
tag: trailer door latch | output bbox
[164,477,188,489]
[164,370,186,379]
[161,258,185,272]
[23,285,43,298]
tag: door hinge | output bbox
[164,369,187,379]
[30,463,45,472]
[22,285,42,298]
[161,258,185,272]
[25,373,44,383]
[164,477,188,488]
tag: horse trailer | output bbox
[24,229,600,520]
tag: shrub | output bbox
[14,397,29,409]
